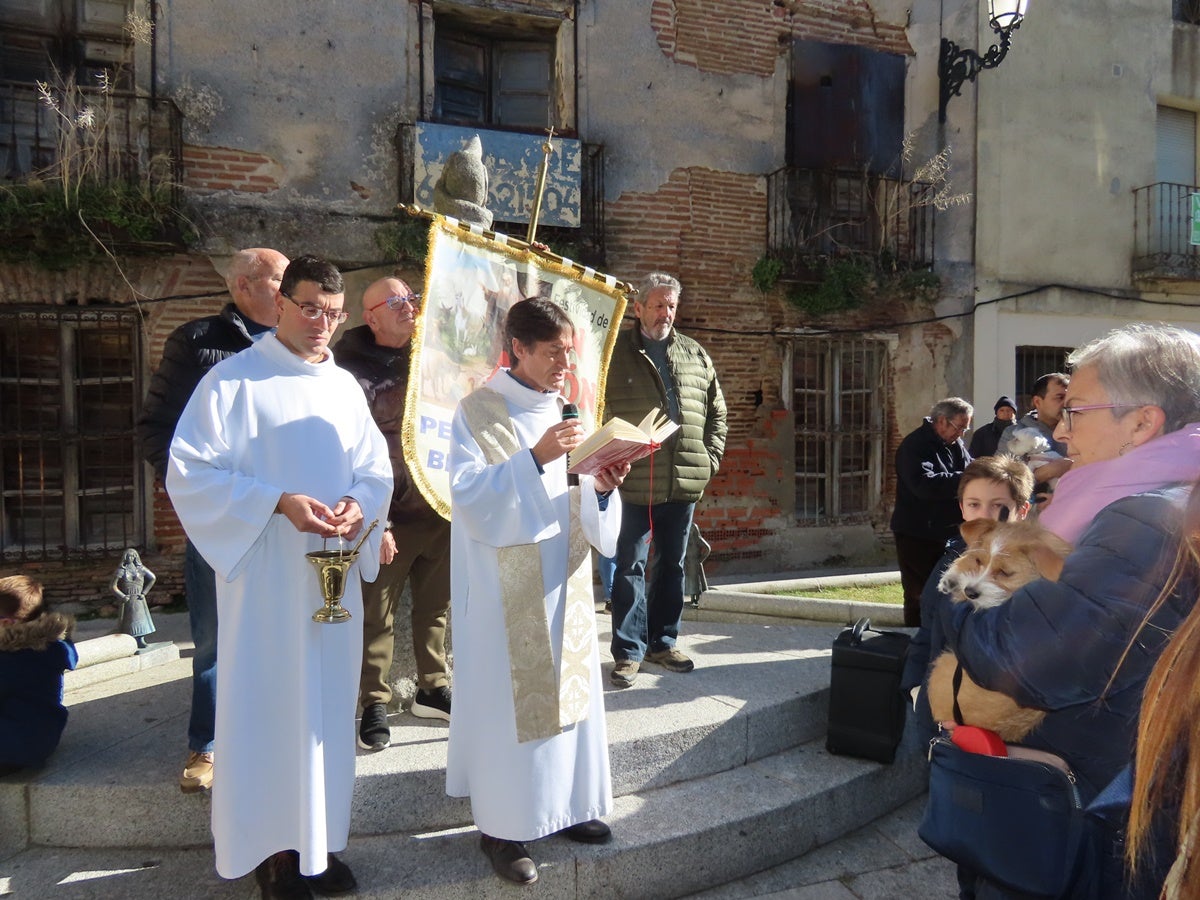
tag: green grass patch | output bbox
[776,582,904,605]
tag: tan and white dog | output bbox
[926,518,1073,741]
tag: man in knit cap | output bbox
[969,395,1017,458]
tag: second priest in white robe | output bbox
[445,367,621,841]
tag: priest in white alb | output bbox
[446,297,630,886]
[167,255,392,899]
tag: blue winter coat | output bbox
[938,485,1196,800]
[0,612,78,769]
[901,536,965,738]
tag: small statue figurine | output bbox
[110,548,157,648]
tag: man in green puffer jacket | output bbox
[603,273,727,687]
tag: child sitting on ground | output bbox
[0,575,78,775]
[899,455,1035,734]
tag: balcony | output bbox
[766,167,935,280]
[397,122,606,268]
[1,79,185,258]
[1132,182,1200,283]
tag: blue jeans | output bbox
[598,553,616,601]
[185,541,218,754]
[610,501,694,662]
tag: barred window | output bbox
[1,308,144,561]
[790,336,889,523]
[1014,345,1071,414]
[1175,0,1200,25]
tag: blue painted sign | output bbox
[412,123,581,228]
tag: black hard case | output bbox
[825,617,911,764]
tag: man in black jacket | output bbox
[335,276,452,752]
[890,397,972,627]
[138,247,288,792]
[968,395,1017,458]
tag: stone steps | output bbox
[0,617,927,898]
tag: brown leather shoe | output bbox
[480,834,538,885]
[254,851,312,900]
[563,819,612,844]
[179,750,214,794]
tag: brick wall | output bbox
[604,159,959,570]
[650,0,912,77]
[182,145,283,194]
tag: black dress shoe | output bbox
[304,853,357,895]
[480,834,538,885]
[563,819,612,844]
[254,851,313,900]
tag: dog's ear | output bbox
[1028,543,1068,581]
[960,518,996,546]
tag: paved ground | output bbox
[686,796,958,899]
[13,599,959,900]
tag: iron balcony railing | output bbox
[766,167,935,277]
[1,79,184,210]
[397,122,606,268]
[1132,181,1200,280]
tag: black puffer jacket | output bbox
[138,303,266,479]
[334,325,439,522]
[889,418,970,541]
[939,485,1196,800]
[602,325,727,504]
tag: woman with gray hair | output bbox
[937,323,1200,898]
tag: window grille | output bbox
[1014,346,1071,414]
[0,307,144,561]
[790,336,888,523]
[1175,0,1200,25]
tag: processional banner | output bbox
[402,215,629,520]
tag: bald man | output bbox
[138,247,289,792]
[335,276,453,751]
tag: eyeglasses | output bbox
[367,293,421,313]
[282,292,349,324]
[947,419,971,435]
[1059,403,1142,430]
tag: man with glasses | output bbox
[167,255,393,898]
[999,372,1074,502]
[890,397,973,627]
[138,247,288,795]
[335,276,453,753]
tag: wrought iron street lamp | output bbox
[939,0,1030,122]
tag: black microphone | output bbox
[562,403,580,485]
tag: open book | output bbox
[567,407,679,477]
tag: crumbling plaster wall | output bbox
[158,1,421,261]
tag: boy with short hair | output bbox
[0,575,78,775]
[900,456,1035,719]
[899,456,1034,900]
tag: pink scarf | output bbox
[1039,423,1200,543]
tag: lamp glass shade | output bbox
[988,0,1028,32]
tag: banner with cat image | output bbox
[403,215,628,519]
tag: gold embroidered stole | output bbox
[459,387,595,743]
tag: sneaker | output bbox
[179,750,214,794]
[357,703,391,751]
[411,685,452,721]
[610,659,639,688]
[645,647,695,673]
